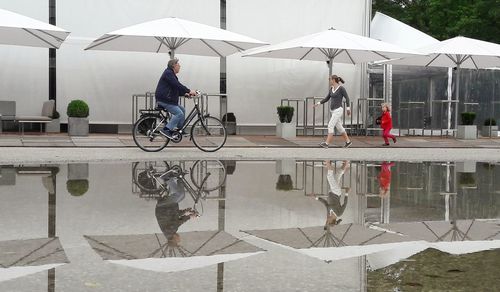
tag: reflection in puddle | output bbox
[0,160,499,291]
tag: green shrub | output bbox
[458,173,476,187]
[222,112,236,123]
[277,106,294,123]
[67,100,89,118]
[276,174,293,191]
[67,179,89,196]
[460,112,476,125]
[51,110,60,119]
[484,118,497,126]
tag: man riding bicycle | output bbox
[155,58,196,139]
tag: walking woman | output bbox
[314,75,352,148]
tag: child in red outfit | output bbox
[380,103,397,146]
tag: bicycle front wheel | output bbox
[133,115,169,152]
[190,160,227,192]
[191,116,227,152]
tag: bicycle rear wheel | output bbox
[190,116,227,152]
[133,115,169,152]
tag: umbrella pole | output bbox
[169,49,175,60]
[328,57,333,87]
[454,65,461,130]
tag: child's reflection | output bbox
[378,161,395,197]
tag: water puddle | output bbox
[1,160,499,291]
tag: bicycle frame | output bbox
[150,166,209,207]
[177,97,207,135]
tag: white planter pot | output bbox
[455,161,476,173]
[68,163,89,180]
[276,122,296,139]
[46,118,60,133]
[0,167,16,185]
[276,159,296,175]
[456,125,477,140]
[481,126,498,137]
[68,117,89,136]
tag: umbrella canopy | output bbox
[0,237,68,282]
[85,231,263,273]
[85,17,267,58]
[0,8,70,48]
[385,36,500,128]
[242,28,424,77]
[387,36,500,69]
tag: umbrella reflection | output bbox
[0,238,68,283]
[85,160,262,274]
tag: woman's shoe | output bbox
[392,137,397,143]
[382,143,390,146]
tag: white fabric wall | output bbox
[1,0,368,125]
[0,0,48,116]
[56,0,219,123]
[227,0,366,125]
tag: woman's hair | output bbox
[331,75,345,84]
[168,58,179,69]
[381,103,391,112]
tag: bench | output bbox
[0,100,55,134]
[0,101,16,134]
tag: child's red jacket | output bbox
[381,111,392,129]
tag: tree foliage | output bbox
[372,0,500,43]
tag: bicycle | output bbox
[132,91,227,152]
[132,160,227,215]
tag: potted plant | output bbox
[275,174,293,191]
[458,172,476,189]
[46,109,60,133]
[456,112,477,139]
[481,118,498,137]
[222,112,237,135]
[276,105,295,138]
[67,99,89,136]
[66,179,89,196]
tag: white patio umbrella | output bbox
[386,36,500,128]
[85,17,267,58]
[0,8,70,48]
[242,28,424,79]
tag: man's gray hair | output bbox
[168,58,179,69]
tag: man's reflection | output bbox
[378,162,395,197]
[155,171,198,248]
[309,160,350,229]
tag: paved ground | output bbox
[1,133,500,148]
[1,133,500,164]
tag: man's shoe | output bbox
[319,142,329,149]
[343,141,352,148]
[159,129,174,139]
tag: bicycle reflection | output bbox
[131,160,229,254]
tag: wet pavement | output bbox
[2,133,500,148]
[1,160,500,291]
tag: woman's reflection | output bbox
[309,160,350,229]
